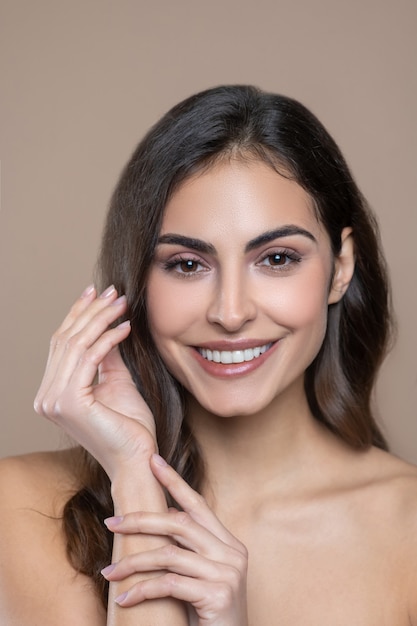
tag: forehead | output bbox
[161,159,323,241]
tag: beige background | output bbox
[1,0,416,462]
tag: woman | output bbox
[1,85,416,625]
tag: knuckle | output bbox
[163,572,180,591]
[33,395,42,415]
[226,565,243,590]
[49,331,62,351]
[175,511,191,526]
[40,398,52,416]
[128,511,145,525]
[232,548,248,575]
[78,350,98,367]
[213,582,234,609]
[66,333,85,352]
[162,543,180,560]
[40,397,60,420]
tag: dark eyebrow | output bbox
[245,225,317,252]
[157,225,317,255]
[157,234,216,254]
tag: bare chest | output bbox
[233,509,411,626]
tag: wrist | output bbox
[111,453,168,514]
[110,437,156,485]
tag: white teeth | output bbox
[199,343,272,364]
[221,351,233,364]
[232,351,245,363]
[212,350,221,362]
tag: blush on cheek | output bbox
[274,284,329,326]
[147,279,207,340]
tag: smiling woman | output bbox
[1,85,416,626]
[146,161,350,419]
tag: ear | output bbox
[328,227,355,305]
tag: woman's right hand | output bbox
[34,285,158,481]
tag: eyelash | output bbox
[162,255,208,277]
[162,249,302,277]
[257,249,302,270]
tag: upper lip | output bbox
[192,339,277,351]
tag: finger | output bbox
[67,321,132,398]
[35,286,123,405]
[35,320,131,419]
[150,455,242,549]
[51,296,129,389]
[57,284,97,334]
[105,510,219,555]
[101,543,223,582]
[98,343,132,384]
[34,293,128,416]
[104,510,244,570]
[56,284,116,336]
[114,573,241,616]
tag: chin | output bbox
[198,395,271,419]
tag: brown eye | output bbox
[257,250,301,270]
[163,255,208,275]
[268,253,286,266]
[180,259,199,272]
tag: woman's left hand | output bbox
[102,454,249,626]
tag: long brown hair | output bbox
[62,85,393,608]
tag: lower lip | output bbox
[191,342,279,378]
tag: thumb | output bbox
[98,346,132,383]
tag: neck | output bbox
[186,379,335,509]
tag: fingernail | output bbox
[115,591,129,605]
[81,284,95,298]
[100,285,116,298]
[104,515,124,528]
[152,453,168,467]
[110,295,127,306]
[118,320,131,329]
[101,563,116,577]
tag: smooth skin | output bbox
[1,160,417,625]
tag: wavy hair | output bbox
[62,85,393,608]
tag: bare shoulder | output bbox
[0,449,106,625]
[358,447,417,621]
[366,447,417,511]
[0,448,79,505]
[351,446,417,530]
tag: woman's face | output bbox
[146,159,348,418]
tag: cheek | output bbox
[146,273,203,341]
[266,270,330,331]
[265,277,330,373]
[146,276,173,339]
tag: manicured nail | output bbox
[100,285,116,298]
[101,563,116,578]
[81,284,95,298]
[104,515,124,528]
[110,295,127,306]
[152,453,168,467]
[101,563,117,577]
[115,591,129,605]
[117,320,131,329]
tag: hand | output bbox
[103,454,249,626]
[34,285,158,480]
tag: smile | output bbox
[197,343,273,364]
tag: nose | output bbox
[206,267,257,332]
